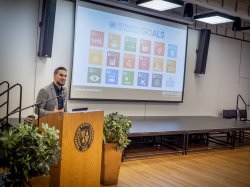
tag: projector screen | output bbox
[70,1,188,102]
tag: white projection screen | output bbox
[70,1,188,102]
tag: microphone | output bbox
[36,94,62,107]
[6,94,62,117]
[1,92,66,128]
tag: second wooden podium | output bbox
[38,111,104,187]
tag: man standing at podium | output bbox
[35,66,68,117]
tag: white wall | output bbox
[0,0,250,119]
[0,0,38,118]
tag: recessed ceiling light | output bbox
[194,12,235,24]
[137,0,184,11]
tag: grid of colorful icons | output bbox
[87,30,178,89]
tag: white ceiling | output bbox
[89,0,250,40]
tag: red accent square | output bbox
[90,30,104,47]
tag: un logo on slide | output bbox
[74,123,94,152]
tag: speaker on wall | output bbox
[194,29,211,74]
[38,0,57,58]
[183,3,193,20]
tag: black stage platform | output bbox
[124,116,250,159]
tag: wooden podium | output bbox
[38,111,104,187]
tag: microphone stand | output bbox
[6,95,62,127]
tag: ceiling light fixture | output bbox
[232,17,250,32]
[136,0,184,11]
[183,3,193,20]
[194,12,235,24]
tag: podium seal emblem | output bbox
[74,123,94,151]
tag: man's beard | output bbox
[56,81,65,86]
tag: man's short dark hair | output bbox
[54,67,67,75]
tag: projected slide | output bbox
[71,2,187,102]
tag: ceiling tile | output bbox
[223,0,237,12]
[208,0,223,7]
[235,31,244,39]
[244,33,250,41]
[226,23,235,37]
[195,20,207,30]
[226,28,235,37]
[237,0,249,16]
[207,24,217,33]
[217,25,226,35]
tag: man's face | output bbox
[54,70,67,86]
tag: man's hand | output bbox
[53,107,64,113]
